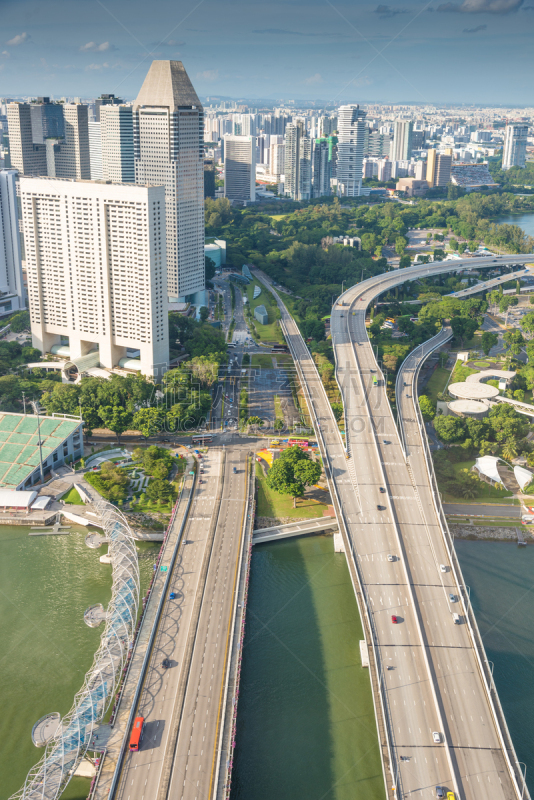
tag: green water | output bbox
[231,535,385,800]
[0,525,159,800]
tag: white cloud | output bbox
[1,51,9,58]
[6,32,29,46]
[85,62,110,71]
[303,73,324,85]
[196,69,219,81]
[437,0,523,12]
[80,41,116,52]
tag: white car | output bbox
[440,564,447,573]
[449,593,457,603]
[387,554,395,562]
[432,731,441,744]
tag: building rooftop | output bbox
[0,413,80,488]
[134,60,202,112]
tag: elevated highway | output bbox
[254,254,532,800]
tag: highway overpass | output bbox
[254,253,532,800]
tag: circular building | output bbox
[448,399,489,419]
[448,381,499,401]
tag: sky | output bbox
[0,0,533,106]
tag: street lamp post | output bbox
[30,400,45,484]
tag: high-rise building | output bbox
[20,176,168,378]
[204,159,216,198]
[503,124,528,170]
[7,103,47,175]
[366,131,391,157]
[94,93,124,122]
[269,136,285,178]
[336,104,367,197]
[391,121,413,162]
[377,158,392,182]
[223,135,256,203]
[0,170,25,316]
[30,98,64,144]
[100,105,134,182]
[426,150,452,187]
[88,121,103,179]
[312,138,331,197]
[134,60,205,303]
[284,121,311,201]
[45,104,90,179]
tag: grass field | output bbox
[269,214,288,221]
[255,462,329,519]
[424,367,451,402]
[251,354,274,369]
[62,486,83,505]
[245,281,284,343]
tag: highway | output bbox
[254,254,530,800]
[114,443,250,800]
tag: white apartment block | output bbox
[6,103,47,176]
[0,170,25,316]
[20,177,169,379]
[134,60,205,303]
[46,104,90,180]
[503,124,528,170]
[336,105,367,197]
[88,121,103,179]
[224,135,256,203]
[270,137,285,178]
[391,120,413,162]
[100,105,134,183]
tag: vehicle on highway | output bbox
[233,466,237,473]
[377,504,386,511]
[446,793,455,800]
[379,487,386,493]
[440,564,447,573]
[391,615,398,624]
[387,554,395,562]
[170,592,176,599]
[453,613,461,624]
[432,731,441,743]
[161,658,171,669]
[372,375,378,386]
[449,593,457,603]
[435,787,444,798]
[406,394,411,398]
[129,716,145,751]
[192,434,213,446]
[383,440,390,445]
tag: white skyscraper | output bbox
[20,176,168,378]
[7,103,47,176]
[0,170,25,316]
[269,136,285,178]
[223,135,256,203]
[46,103,91,180]
[100,105,134,183]
[336,104,367,197]
[503,124,528,170]
[88,121,103,179]
[134,60,205,303]
[284,121,311,201]
[391,120,413,162]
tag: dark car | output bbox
[391,615,398,624]
[377,504,385,511]
[436,788,444,799]
[161,658,171,669]
[379,487,386,493]
[169,592,176,599]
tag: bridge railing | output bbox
[403,336,531,800]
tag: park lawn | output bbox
[251,354,274,369]
[245,281,284,343]
[273,394,284,423]
[62,486,83,505]
[450,360,478,384]
[441,459,517,503]
[255,462,329,519]
[269,214,288,221]
[424,367,451,402]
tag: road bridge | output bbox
[254,253,531,800]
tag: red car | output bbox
[391,615,398,624]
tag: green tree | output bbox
[450,316,478,347]
[458,242,467,254]
[418,395,436,421]
[503,329,524,355]
[146,478,175,503]
[433,415,467,443]
[199,306,209,322]
[449,238,458,251]
[331,402,344,421]
[395,236,408,257]
[514,389,525,402]
[132,407,165,440]
[481,331,498,355]
[266,446,322,507]
[99,406,133,444]
[502,437,518,462]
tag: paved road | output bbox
[255,255,528,800]
[443,503,521,518]
[114,444,249,800]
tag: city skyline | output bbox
[1,0,534,104]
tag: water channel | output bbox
[494,211,534,238]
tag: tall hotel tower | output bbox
[134,61,205,303]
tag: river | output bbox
[495,211,534,238]
[0,524,159,800]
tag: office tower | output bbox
[503,124,528,170]
[7,103,47,175]
[30,98,64,143]
[204,159,216,198]
[362,158,377,179]
[94,93,124,122]
[270,137,285,178]
[223,135,256,203]
[134,60,205,303]
[377,158,392,182]
[414,160,426,181]
[312,139,331,197]
[320,116,337,136]
[100,105,134,182]
[366,131,391,157]
[411,130,425,150]
[232,114,256,137]
[336,104,367,197]
[284,121,311,201]
[20,176,168,378]
[0,170,25,315]
[46,104,90,179]
[88,121,103,179]
[391,121,413,162]
[426,150,452,187]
